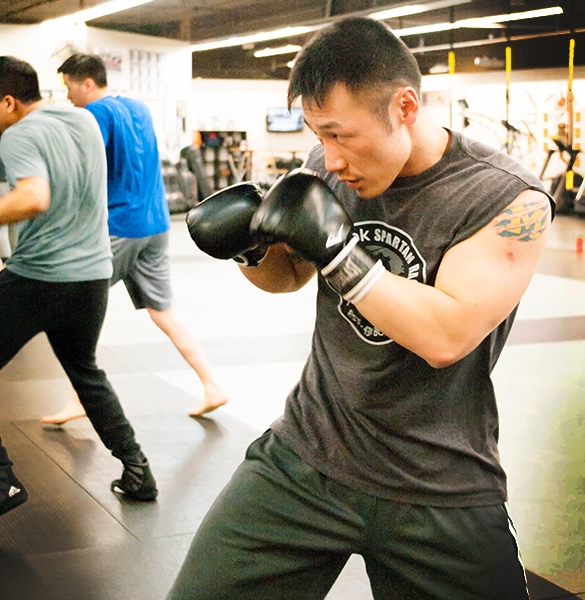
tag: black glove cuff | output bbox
[321,238,385,303]
[233,244,268,267]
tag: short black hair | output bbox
[288,17,421,116]
[58,53,108,88]
[0,56,42,104]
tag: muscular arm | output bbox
[0,177,50,224]
[239,243,317,293]
[355,189,551,368]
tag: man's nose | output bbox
[323,144,347,173]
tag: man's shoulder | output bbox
[88,95,149,120]
[23,105,80,120]
[10,106,92,136]
[90,94,145,108]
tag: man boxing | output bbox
[0,56,157,514]
[169,17,553,600]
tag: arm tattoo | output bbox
[494,198,549,241]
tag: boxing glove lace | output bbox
[250,169,385,303]
[185,181,267,266]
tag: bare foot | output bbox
[188,384,228,418]
[40,399,87,425]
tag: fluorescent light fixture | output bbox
[395,5,563,37]
[396,22,459,36]
[459,6,563,26]
[368,4,427,20]
[42,0,155,27]
[254,44,302,58]
[369,0,470,21]
[190,26,320,53]
[394,21,502,36]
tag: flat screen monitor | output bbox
[266,107,304,133]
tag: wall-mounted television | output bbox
[266,107,304,133]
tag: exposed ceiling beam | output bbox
[188,0,473,52]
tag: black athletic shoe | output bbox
[0,467,28,517]
[111,459,158,501]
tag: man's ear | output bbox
[83,78,96,92]
[2,95,17,113]
[396,87,419,125]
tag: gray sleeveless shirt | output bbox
[271,130,552,507]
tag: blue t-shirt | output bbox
[0,107,112,282]
[86,96,170,238]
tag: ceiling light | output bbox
[369,0,470,21]
[254,45,302,58]
[396,22,459,36]
[459,6,563,26]
[395,5,563,36]
[190,26,320,53]
[42,0,155,27]
[368,4,426,20]
[394,21,502,36]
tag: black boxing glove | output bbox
[250,169,385,303]
[185,181,267,266]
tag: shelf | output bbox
[199,130,250,191]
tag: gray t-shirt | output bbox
[272,130,552,507]
[0,106,112,282]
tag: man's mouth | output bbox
[340,177,360,189]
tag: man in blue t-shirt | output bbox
[40,54,227,425]
[0,56,157,517]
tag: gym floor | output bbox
[0,212,584,599]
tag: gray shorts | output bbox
[168,431,529,600]
[110,232,172,311]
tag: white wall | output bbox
[189,78,317,182]
[0,23,192,159]
[0,23,85,92]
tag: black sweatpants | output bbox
[0,269,143,470]
[168,430,529,600]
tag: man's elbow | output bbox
[25,196,50,217]
[422,339,478,369]
[16,178,51,216]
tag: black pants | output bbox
[0,270,142,470]
[168,431,529,600]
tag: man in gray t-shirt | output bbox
[171,18,554,600]
[0,56,158,518]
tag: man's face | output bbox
[61,74,91,107]
[302,83,412,199]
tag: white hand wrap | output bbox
[321,236,385,303]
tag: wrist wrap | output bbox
[321,236,385,303]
